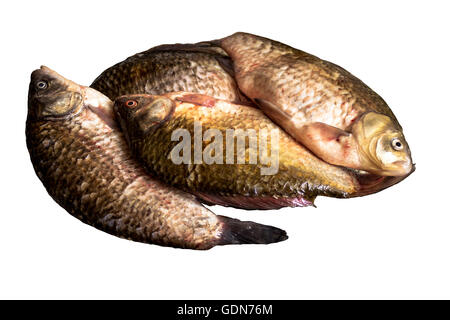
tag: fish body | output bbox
[219,32,413,176]
[26,66,287,249]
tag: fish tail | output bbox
[217,215,288,246]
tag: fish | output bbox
[114,92,404,209]
[26,66,288,249]
[219,32,414,177]
[92,41,412,199]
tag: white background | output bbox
[1,0,449,299]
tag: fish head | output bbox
[28,66,116,128]
[114,94,175,140]
[353,112,413,176]
[28,66,84,122]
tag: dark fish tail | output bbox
[217,215,288,246]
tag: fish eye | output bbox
[36,80,48,90]
[125,100,138,108]
[391,138,403,151]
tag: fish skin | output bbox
[26,66,287,249]
[92,40,412,200]
[91,42,249,103]
[114,92,384,209]
[219,32,414,176]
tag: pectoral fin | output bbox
[301,122,350,141]
[294,122,362,170]
[252,99,363,170]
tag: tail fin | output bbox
[217,215,288,246]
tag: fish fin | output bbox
[217,215,288,245]
[254,98,295,124]
[254,98,361,169]
[213,53,235,77]
[254,99,351,143]
[175,93,217,107]
[146,42,225,55]
[294,122,361,169]
[147,42,232,65]
[192,191,314,210]
[300,122,350,141]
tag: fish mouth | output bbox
[29,66,117,129]
[389,160,413,176]
[352,163,415,196]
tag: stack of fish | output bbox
[26,33,414,249]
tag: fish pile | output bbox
[26,33,414,249]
